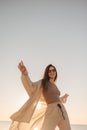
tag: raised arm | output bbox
[18,61,34,97]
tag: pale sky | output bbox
[0,0,87,125]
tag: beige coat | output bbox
[10,72,67,124]
[10,72,47,123]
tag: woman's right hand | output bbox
[18,61,27,74]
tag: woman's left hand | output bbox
[60,93,69,103]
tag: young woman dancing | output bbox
[9,61,71,130]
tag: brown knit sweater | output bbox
[43,81,61,104]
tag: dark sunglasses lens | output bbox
[49,69,56,73]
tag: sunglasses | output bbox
[48,68,56,73]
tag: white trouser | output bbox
[41,102,71,130]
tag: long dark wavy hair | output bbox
[41,64,57,90]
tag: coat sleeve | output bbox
[21,72,35,97]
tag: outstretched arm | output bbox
[18,61,34,97]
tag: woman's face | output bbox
[48,66,56,80]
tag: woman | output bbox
[9,61,71,130]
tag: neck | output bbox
[49,78,54,84]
